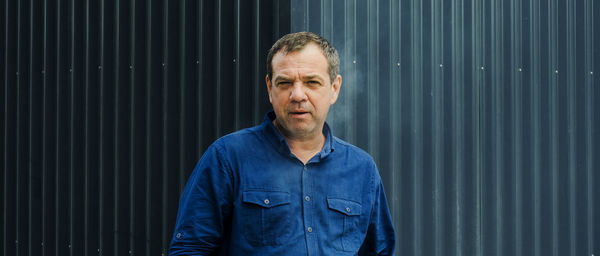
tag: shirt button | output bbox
[305,196,310,202]
[346,207,351,213]
[264,199,270,205]
[307,227,313,233]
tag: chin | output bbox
[293,126,317,135]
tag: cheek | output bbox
[271,95,289,108]
[311,93,332,107]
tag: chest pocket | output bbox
[327,198,363,252]
[241,190,292,246]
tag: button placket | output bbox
[301,165,315,240]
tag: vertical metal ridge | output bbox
[565,0,576,255]
[113,0,121,253]
[452,0,465,254]
[368,0,381,245]
[98,0,105,253]
[129,0,136,253]
[323,0,332,38]
[341,0,350,141]
[251,0,259,124]
[529,0,541,255]
[367,0,375,158]
[178,0,186,190]
[434,3,444,252]
[329,0,333,36]
[84,0,90,253]
[68,0,75,253]
[15,0,21,254]
[389,0,401,253]
[372,0,380,171]
[98,0,106,252]
[233,0,240,131]
[3,0,9,253]
[197,0,203,158]
[431,0,444,254]
[215,0,222,137]
[319,0,323,34]
[161,0,169,251]
[54,0,61,253]
[350,0,357,157]
[473,1,483,255]
[510,0,523,255]
[410,0,423,253]
[144,0,152,254]
[28,0,34,253]
[493,0,505,254]
[68,0,75,252]
[584,0,594,254]
[474,1,484,254]
[548,0,559,255]
[2,0,8,252]
[304,0,309,30]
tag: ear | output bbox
[266,74,273,103]
[329,75,342,105]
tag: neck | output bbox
[273,120,325,164]
[286,133,325,152]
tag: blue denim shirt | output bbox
[169,112,395,255]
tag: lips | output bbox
[289,110,310,117]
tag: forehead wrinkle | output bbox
[301,74,325,81]
[274,72,325,84]
[271,45,330,82]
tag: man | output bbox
[169,32,395,255]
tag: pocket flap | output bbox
[327,198,362,216]
[243,190,291,208]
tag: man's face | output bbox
[266,43,341,140]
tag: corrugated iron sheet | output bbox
[2,0,285,255]
[2,0,599,255]
[290,0,599,255]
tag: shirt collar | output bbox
[262,111,335,162]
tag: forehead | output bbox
[271,43,329,77]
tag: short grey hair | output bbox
[267,32,340,83]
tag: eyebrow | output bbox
[273,76,293,84]
[273,74,325,84]
[302,75,324,81]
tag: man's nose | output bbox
[289,83,308,102]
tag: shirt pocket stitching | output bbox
[326,197,363,252]
[326,198,362,216]
[242,190,291,208]
[241,190,292,246]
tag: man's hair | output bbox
[267,32,340,83]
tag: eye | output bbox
[277,81,292,87]
[307,80,320,86]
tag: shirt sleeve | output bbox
[358,175,396,256]
[169,144,234,255]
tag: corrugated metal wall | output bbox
[290,0,599,256]
[1,0,289,255]
[2,0,599,255]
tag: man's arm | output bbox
[358,178,396,256]
[169,144,233,255]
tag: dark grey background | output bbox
[2,0,599,255]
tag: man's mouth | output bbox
[290,111,310,117]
